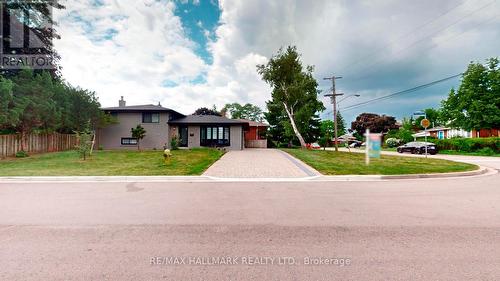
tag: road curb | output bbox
[0,176,215,183]
[0,167,494,183]
[378,165,490,180]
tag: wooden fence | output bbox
[0,133,77,158]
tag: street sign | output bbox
[420,118,430,129]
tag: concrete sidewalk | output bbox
[202,149,320,178]
[330,147,500,170]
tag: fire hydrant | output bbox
[163,149,172,164]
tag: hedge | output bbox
[430,137,500,153]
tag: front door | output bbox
[179,126,188,147]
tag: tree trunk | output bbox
[283,102,306,148]
[20,130,27,152]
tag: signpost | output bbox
[365,129,381,165]
[420,118,430,158]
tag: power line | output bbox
[339,0,470,75]
[342,0,497,81]
[333,11,499,100]
[331,73,463,113]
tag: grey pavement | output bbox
[1,171,500,280]
[203,148,320,178]
[332,147,500,170]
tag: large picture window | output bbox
[201,126,230,146]
[142,112,160,123]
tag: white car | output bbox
[310,142,321,149]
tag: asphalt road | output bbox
[1,155,500,280]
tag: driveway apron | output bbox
[202,149,319,178]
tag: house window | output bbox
[121,138,138,145]
[142,112,160,123]
[200,126,230,146]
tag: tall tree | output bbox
[336,111,347,136]
[223,103,265,122]
[0,77,14,128]
[10,69,58,150]
[441,58,500,130]
[257,46,324,148]
[0,70,109,136]
[351,113,399,134]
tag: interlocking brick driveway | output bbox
[203,149,319,178]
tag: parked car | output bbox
[307,143,321,150]
[397,142,438,155]
[348,141,362,148]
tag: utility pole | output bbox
[324,75,343,151]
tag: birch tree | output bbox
[257,46,324,148]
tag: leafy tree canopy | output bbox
[193,107,221,116]
[223,103,265,122]
[441,58,500,130]
[0,69,111,141]
[351,113,399,134]
[413,108,443,130]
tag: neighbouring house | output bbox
[427,126,472,139]
[237,119,269,148]
[96,97,250,150]
[413,127,471,140]
[412,126,499,140]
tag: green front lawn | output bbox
[0,149,224,176]
[283,149,478,175]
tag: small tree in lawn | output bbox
[131,125,146,151]
[75,128,92,160]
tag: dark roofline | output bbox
[235,119,269,127]
[168,115,249,126]
[101,105,185,117]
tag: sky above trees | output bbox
[53,0,500,122]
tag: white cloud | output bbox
[54,0,500,119]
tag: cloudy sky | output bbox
[53,0,499,122]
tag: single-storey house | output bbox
[96,97,251,150]
[413,126,499,140]
[413,127,471,140]
[427,126,472,139]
